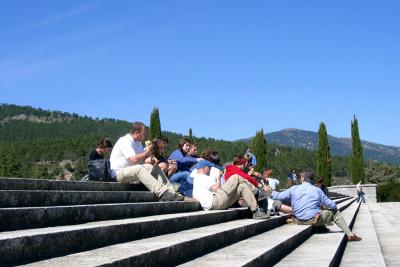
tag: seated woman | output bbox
[89,138,113,160]
[168,137,203,172]
[145,136,177,177]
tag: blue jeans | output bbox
[169,171,193,197]
[357,191,366,203]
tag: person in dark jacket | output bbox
[89,138,113,160]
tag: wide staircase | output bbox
[0,177,395,266]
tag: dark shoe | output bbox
[252,208,270,220]
[159,191,184,202]
[348,234,362,242]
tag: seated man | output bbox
[271,168,361,241]
[192,160,269,220]
[110,121,183,201]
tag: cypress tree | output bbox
[188,128,193,142]
[351,115,365,184]
[316,122,332,186]
[250,128,267,172]
[149,107,161,140]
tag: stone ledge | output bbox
[329,184,377,203]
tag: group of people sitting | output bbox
[89,121,361,241]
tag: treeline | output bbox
[1,104,399,200]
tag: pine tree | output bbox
[351,115,365,184]
[250,128,267,172]
[188,128,193,142]
[149,107,161,140]
[316,122,332,186]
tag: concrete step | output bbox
[179,221,311,267]
[0,208,249,266]
[0,177,147,191]
[369,202,400,267]
[340,203,386,267]
[178,198,355,267]
[0,201,201,231]
[0,190,157,207]
[22,198,353,267]
[275,200,360,267]
[22,214,290,267]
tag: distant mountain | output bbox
[241,128,400,164]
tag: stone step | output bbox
[0,177,147,191]
[0,201,201,231]
[275,200,359,267]
[22,214,290,267]
[22,198,352,267]
[179,222,311,267]
[0,208,248,266]
[369,202,400,266]
[178,198,355,267]
[0,190,157,207]
[340,203,386,267]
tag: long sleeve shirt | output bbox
[271,182,337,221]
[168,149,198,172]
[224,165,259,187]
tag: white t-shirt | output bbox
[267,178,280,191]
[193,172,217,210]
[209,167,223,181]
[110,133,144,177]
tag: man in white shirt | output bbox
[192,160,269,219]
[110,122,183,201]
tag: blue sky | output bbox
[1,0,400,146]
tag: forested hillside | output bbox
[1,104,399,188]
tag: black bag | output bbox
[87,159,114,182]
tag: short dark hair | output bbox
[130,122,145,134]
[208,151,221,165]
[301,168,315,183]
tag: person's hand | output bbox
[145,144,154,155]
[168,159,177,164]
[263,185,272,191]
[150,156,158,165]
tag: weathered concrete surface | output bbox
[22,216,288,267]
[0,201,201,231]
[180,198,355,267]
[329,184,377,203]
[340,203,386,267]
[0,208,248,265]
[275,200,360,266]
[0,177,146,191]
[369,202,400,266]
[0,190,157,207]
[179,223,311,267]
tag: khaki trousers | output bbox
[211,174,258,212]
[116,164,175,198]
[296,209,352,236]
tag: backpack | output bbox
[87,159,115,182]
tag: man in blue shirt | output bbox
[271,168,361,242]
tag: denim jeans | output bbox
[169,171,193,197]
[357,191,366,203]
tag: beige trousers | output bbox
[116,164,175,198]
[211,174,258,212]
[296,209,352,236]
